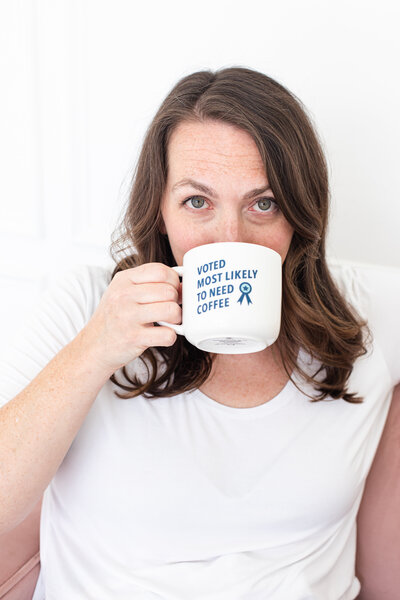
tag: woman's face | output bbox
[160,119,294,266]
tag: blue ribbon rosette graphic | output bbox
[237,282,253,305]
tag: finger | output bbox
[117,264,180,290]
[136,301,182,326]
[132,282,179,305]
[139,324,178,349]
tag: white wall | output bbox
[1,0,399,342]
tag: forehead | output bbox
[166,120,266,180]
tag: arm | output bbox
[355,383,400,599]
[0,334,114,534]
[0,264,180,535]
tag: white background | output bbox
[1,0,399,343]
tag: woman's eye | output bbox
[252,198,277,212]
[184,196,207,209]
[182,196,277,213]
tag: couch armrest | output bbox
[0,498,42,599]
[356,383,400,599]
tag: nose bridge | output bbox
[218,207,242,241]
[216,204,245,242]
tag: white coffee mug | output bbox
[158,241,282,354]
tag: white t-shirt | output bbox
[1,260,399,600]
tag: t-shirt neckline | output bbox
[187,372,298,418]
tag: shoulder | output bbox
[43,263,112,295]
[327,258,372,320]
[41,263,113,318]
[327,257,400,386]
[327,257,400,316]
[13,263,114,348]
[0,264,114,406]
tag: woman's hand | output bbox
[78,263,182,375]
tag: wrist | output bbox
[69,328,117,384]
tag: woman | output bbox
[0,67,399,599]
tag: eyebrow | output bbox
[171,178,272,200]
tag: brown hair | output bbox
[109,66,371,403]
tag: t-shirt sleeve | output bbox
[329,260,400,388]
[0,265,111,408]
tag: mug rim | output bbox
[183,241,281,259]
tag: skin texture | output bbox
[160,119,294,264]
[160,119,295,407]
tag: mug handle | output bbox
[157,266,185,335]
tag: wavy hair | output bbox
[109,66,370,403]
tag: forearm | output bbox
[0,330,113,534]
